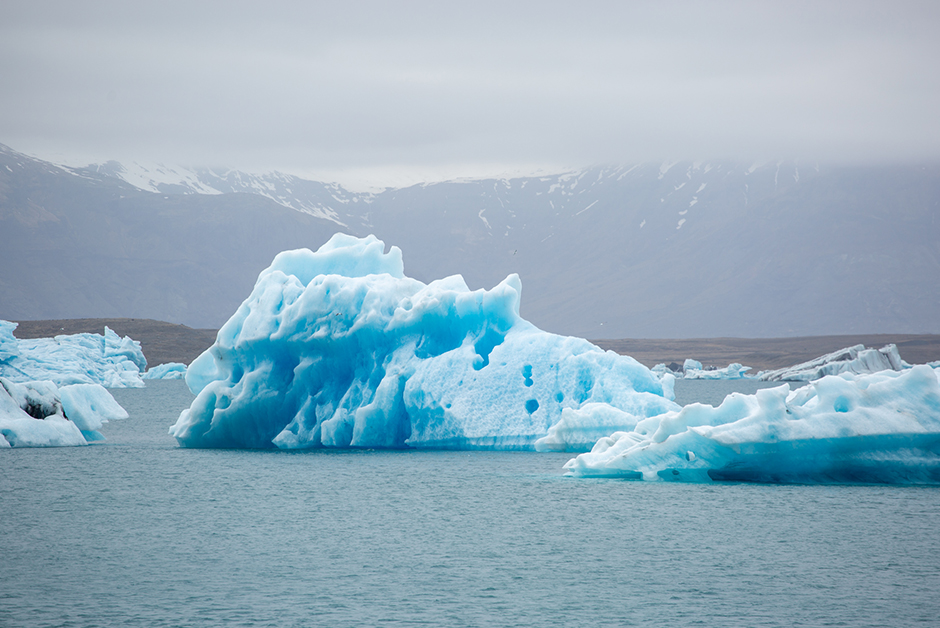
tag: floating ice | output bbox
[758,344,907,381]
[683,363,752,379]
[58,383,129,439]
[142,362,187,380]
[0,378,127,447]
[535,403,647,452]
[565,365,940,484]
[0,322,146,388]
[170,234,678,449]
[652,360,752,380]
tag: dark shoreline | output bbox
[9,318,940,371]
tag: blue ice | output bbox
[170,234,679,449]
[565,365,940,484]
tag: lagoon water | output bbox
[3,380,940,627]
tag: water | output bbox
[3,380,940,627]
[672,377,785,406]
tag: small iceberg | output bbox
[564,365,940,484]
[758,344,907,382]
[0,321,147,388]
[652,359,752,380]
[1,377,128,447]
[142,362,187,380]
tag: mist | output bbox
[2,0,939,182]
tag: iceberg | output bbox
[170,234,679,449]
[652,359,753,380]
[683,363,752,379]
[1,377,128,447]
[142,362,188,380]
[0,321,147,388]
[564,365,940,484]
[758,344,907,381]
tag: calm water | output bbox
[2,380,940,627]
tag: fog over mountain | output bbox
[2,144,937,339]
[3,2,939,175]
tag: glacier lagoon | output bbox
[3,379,940,628]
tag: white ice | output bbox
[142,363,188,380]
[0,321,146,388]
[1,378,127,447]
[759,344,907,381]
[652,360,753,380]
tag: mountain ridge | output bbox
[2,143,938,339]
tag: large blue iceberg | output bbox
[565,365,940,484]
[0,321,147,388]
[170,234,678,449]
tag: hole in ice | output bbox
[522,364,534,387]
[525,399,539,414]
[555,392,564,403]
[833,395,853,413]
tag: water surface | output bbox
[2,381,938,627]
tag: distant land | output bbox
[10,318,940,372]
[2,143,938,340]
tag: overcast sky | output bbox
[2,0,939,185]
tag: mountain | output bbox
[0,145,342,328]
[2,143,938,338]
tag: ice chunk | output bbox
[758,344,907,381]
[655,360,752,380]
[142,362,188,380]
[1,377,128,447]
[535,403,645,452]
[58,383,129,433]
[565,366,940,484]
[0,323,146,388]
[170,234,678,450]
[0,378,127,448]
[683,362,752,380]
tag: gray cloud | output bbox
[2,0,939,177]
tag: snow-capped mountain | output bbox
[84,160,376,225]
[2,142,939,339]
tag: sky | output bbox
[2,0,939,186]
